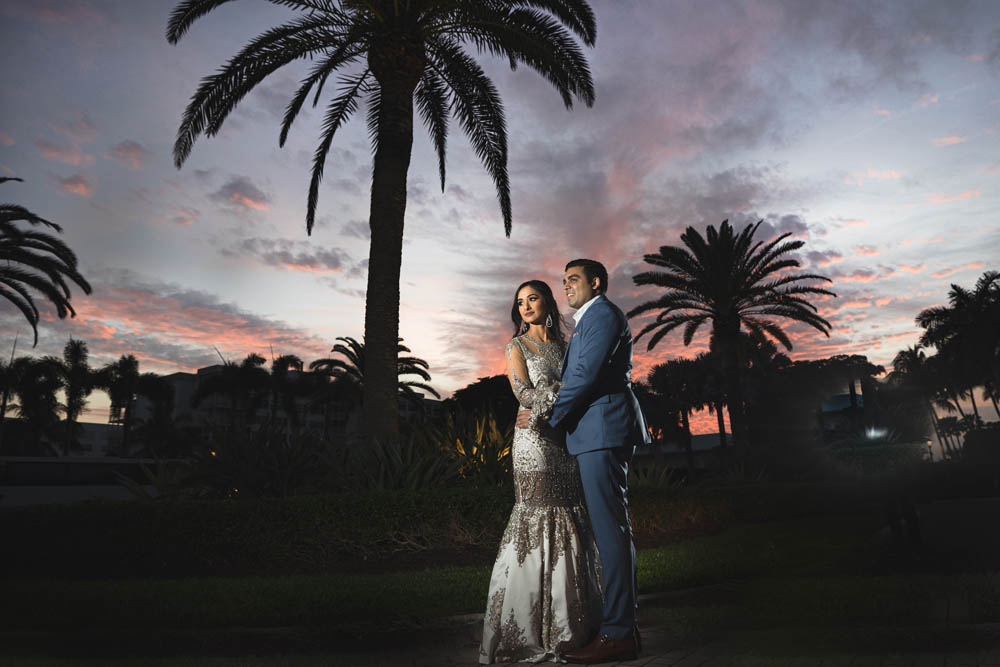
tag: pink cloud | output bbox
[968,54,985,63]
[57,173,93,197]
[873,106,893,118]
[0,131,14,147]
[107,140,149,170]
[898,263,926,273]
[875,296,893,306]
[932,135,968,147]
[806,249,844,267]
[853,245,880,256]
[35,138,94,166]
[210,176,270,212]
[928,189,981,204]
[917,92,938,107]
[865,168,901,180]
[838,218,868,228]
[32,280,335,375]
[931,261,985,279]
[169,206,200,226]
[843,299,873,309]
[838,269,879,283]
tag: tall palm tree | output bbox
[629,219,835,445]
[1,177,91,346]
[166,0,596,447]
[44,338,96,455]
[309,335,440,406]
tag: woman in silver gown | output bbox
[479,279,603,664]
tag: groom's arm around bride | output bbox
[538,259,650,662]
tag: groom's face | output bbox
[563,267,599,309]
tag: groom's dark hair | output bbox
[565,259,608,293]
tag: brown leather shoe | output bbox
[562,633,638,664]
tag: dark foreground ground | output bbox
[6,584,1000,667]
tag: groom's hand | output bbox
[515,409,532,429]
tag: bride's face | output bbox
[516,286,547,327]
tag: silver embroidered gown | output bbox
[479,335,602,664]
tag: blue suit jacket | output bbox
[548,295,651,456]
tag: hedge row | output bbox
[0,480,883,580]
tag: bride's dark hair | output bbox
[510,280,568,347]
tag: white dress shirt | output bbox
[572,293,602,326]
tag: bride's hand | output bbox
[515,409,532,429]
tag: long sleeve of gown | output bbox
[505,339,560,427]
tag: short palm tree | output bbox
[191,352,271,431]
[917,270,1000,420]
[647,358,702,473]
[95,354,141,455]
[44,338,96,454]
[629,220,836,444]
[889,346,948,447]
[309,335,440,406]
[0,177,91,346]
[267,354,306,430]
[166,0,596,446]
[11,356,64,454]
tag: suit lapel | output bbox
[561,295,606,376]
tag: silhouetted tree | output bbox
[44,338,96,454]
[11,356,63,454]
[166,0,597,447]
[917,271,1000,402]
[648,358,702,473]
[95,355,141,455]
[131,372,178,457]
[629,220,835,446]
[191,353,270,432]
[267,354,306,431]
[309,336,440,408]
[447,374,518,429]
[0,177,91,345]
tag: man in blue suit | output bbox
[517,258,650,663]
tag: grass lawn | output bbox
[4,514,998,661]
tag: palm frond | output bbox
[427,37,511,233]
[306,69,371,234]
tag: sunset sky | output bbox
[1,0,997,430]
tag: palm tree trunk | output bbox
[718,326,746,447]
[715,402,727,448]
[923,397,946,455]
[968,385,981,422]
[847,375,858,430]
[681,408,695,474]
[363,50,421,449]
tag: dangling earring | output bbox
[545,314,553,328]
[521,320,528,334]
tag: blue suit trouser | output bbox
[576,446,637,639]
